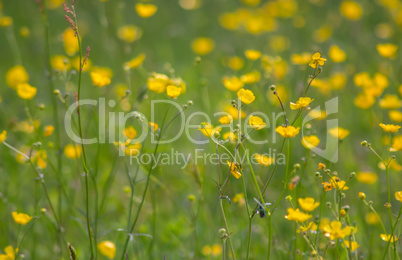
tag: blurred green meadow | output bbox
[1,0,402,259]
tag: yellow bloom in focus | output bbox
[125,142,141,156]
[135,3,158,18]
[44,125,55,137]
[276,125,300,138]
[97,241,116,259]
[379,94,401,109]
[298,197,320,212]
[290,97,314,110]
[147,73,169,93]
[0,246,17,260]
[309,52,326,68]
[302,135,320,149]
[331,178,349,191]
[389,110,402,123]
[329,45,346,63]
[227,161,242,179]
[51,55,71,71]
[244,49,261,60]
[395,191,402,202]
[241,71,261,84]
[117,25,142,43]
[379,123,400,133]
[322,182,334,191]
[254,154,274,166]
[377,43,398,58]
[329,127,350,139]
[91,72,111,87]
[17,83,37,100]
[0,16,13,27]
[249,115,266,130]
[124,126,137,139]
[237,88,255,104]
[323,221,353,240]
[149,122,158,132]
[123,53,146,70]
[166,85,182,98]
[380,234,398,242]
[0,130,7,144]
[343,241,360,252]
[198,122,221,138]
[222,76,244,92]
[219,115,232,125]
[12,212,32,225]
[64,144,82,159]
[63,28,79,56]
[296,221,317,233]
[340,1,363,20]
[356,172,377,184]
[6,65,29,89]
[285,208,312,222]
[191,37,214,55]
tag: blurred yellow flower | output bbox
[124,53,146,70]
[322,182,334,191]
[291,52,312,65]
[44,125,55,137]
[329,72,347,90]
[302,135,320,149]
[125,142,141,156]
[285,208,312,222]
[12,212,32,225]
[71,56,91,72]
[237,88,255,104]
[225,105,246,119]
[227,161,242,179]
[389,110,402,122]
[395,191,402,202]
[149,122,158,132]
[135,3,158,18]
[329,45,346,63]
[47,0,64,9]
[290,97,313,110]
[254,154,274,166]
[313,25,332,43]
[227,56,244,71]
[6,65,29,89]
[51,55,71,71]
[201,245,212,256]
[233,193,245,206]
[354,94,375,109]
[0,16,12,27]
[223,132,237,143]
[343,241,359,252]
[380,234,398,242]
[323,220,353,240]
[219,115,232,125]
[377,43,398,58]
[296,221,317,233]
[17,83,37,100]
[379,123,400,133]
[249,115,266,130]
[379,95,401,109]
[191,37,214,55]
[117,25,142,43]
[147,73,169,93]
[124,126,137,139]
[329,127,350,139]
[63,28,79,56]
[340,1,363,20]
[392,135,402,151]
[276,125,300,138]
[242,0,261,6]
[222,76,244,92]
[309,52,326,68]
[365,212,380,225]
[211,244,222,256]
[64,144,82,159]
[308,109,327,120]
[0,246,17,260]
[97,241,116,259]
[244,49,261,60]
[356,172,377,184]
[166,85,182,98]
[298,197,320,212]
[198,122,221,137]
[0,130,6,144]
[91,72,111,87]
[240,71,261,84]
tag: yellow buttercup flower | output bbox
[124,126,137,139]
[291,52,311,65]
[308,109,327,120]
[6,65,29,89]
[222,76,244,92]
[356,172,377,184]
[275,125,300,138]
[329,45,346,63]
[343,241,360,252]
[202,245,212,256]
[0,246,17,260]
[389,110,402,122]
[225,105,246,119]
[191,37,214,55]
[12,212,32,225]
[147,73,169,93]
[244,49,261,60]
[123,53,146,70]
[340,1,363,20]
[44,125,55,137]
[391,135,402,151]
[298,197,320,212]
[254,154,274,166]
[237,88,255,104]
[379,123,400,133]
[290,97,314,110]
[198,122,221,137]
[71,56,92,72]
[219,115,232,125]
[330,178,349,191]
[227,161,242,179]
[309,52,326,68]
[395,191,402,202]
[377,43,398,58]
[166,85,182,98]
[365,212,380,225]
[17,83,37,100]
[301,135,320,149]
[329,72,347,90]
[379,95,401,109]
[0,16,13,27]
[91,72,111,87]
[380,234,398,242]
[223,132,237,143]
[285,208,312,222]
[227,56,244,71]
[117,25,142,43]
[148,122,158,132]
[323,221,353,240]
[241,71,261,84]
[296,221,317,233]
[135,3,158,18]
[64,144,82,159]
[329,127,350,139]
[63,28,79,56]
[322,182,334,191]
[354,94,375,109]
[51,55,71,71]
[248,115,266,130]
[97,241,116,259]
[0,130,6,144]
[125,142,141,156]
